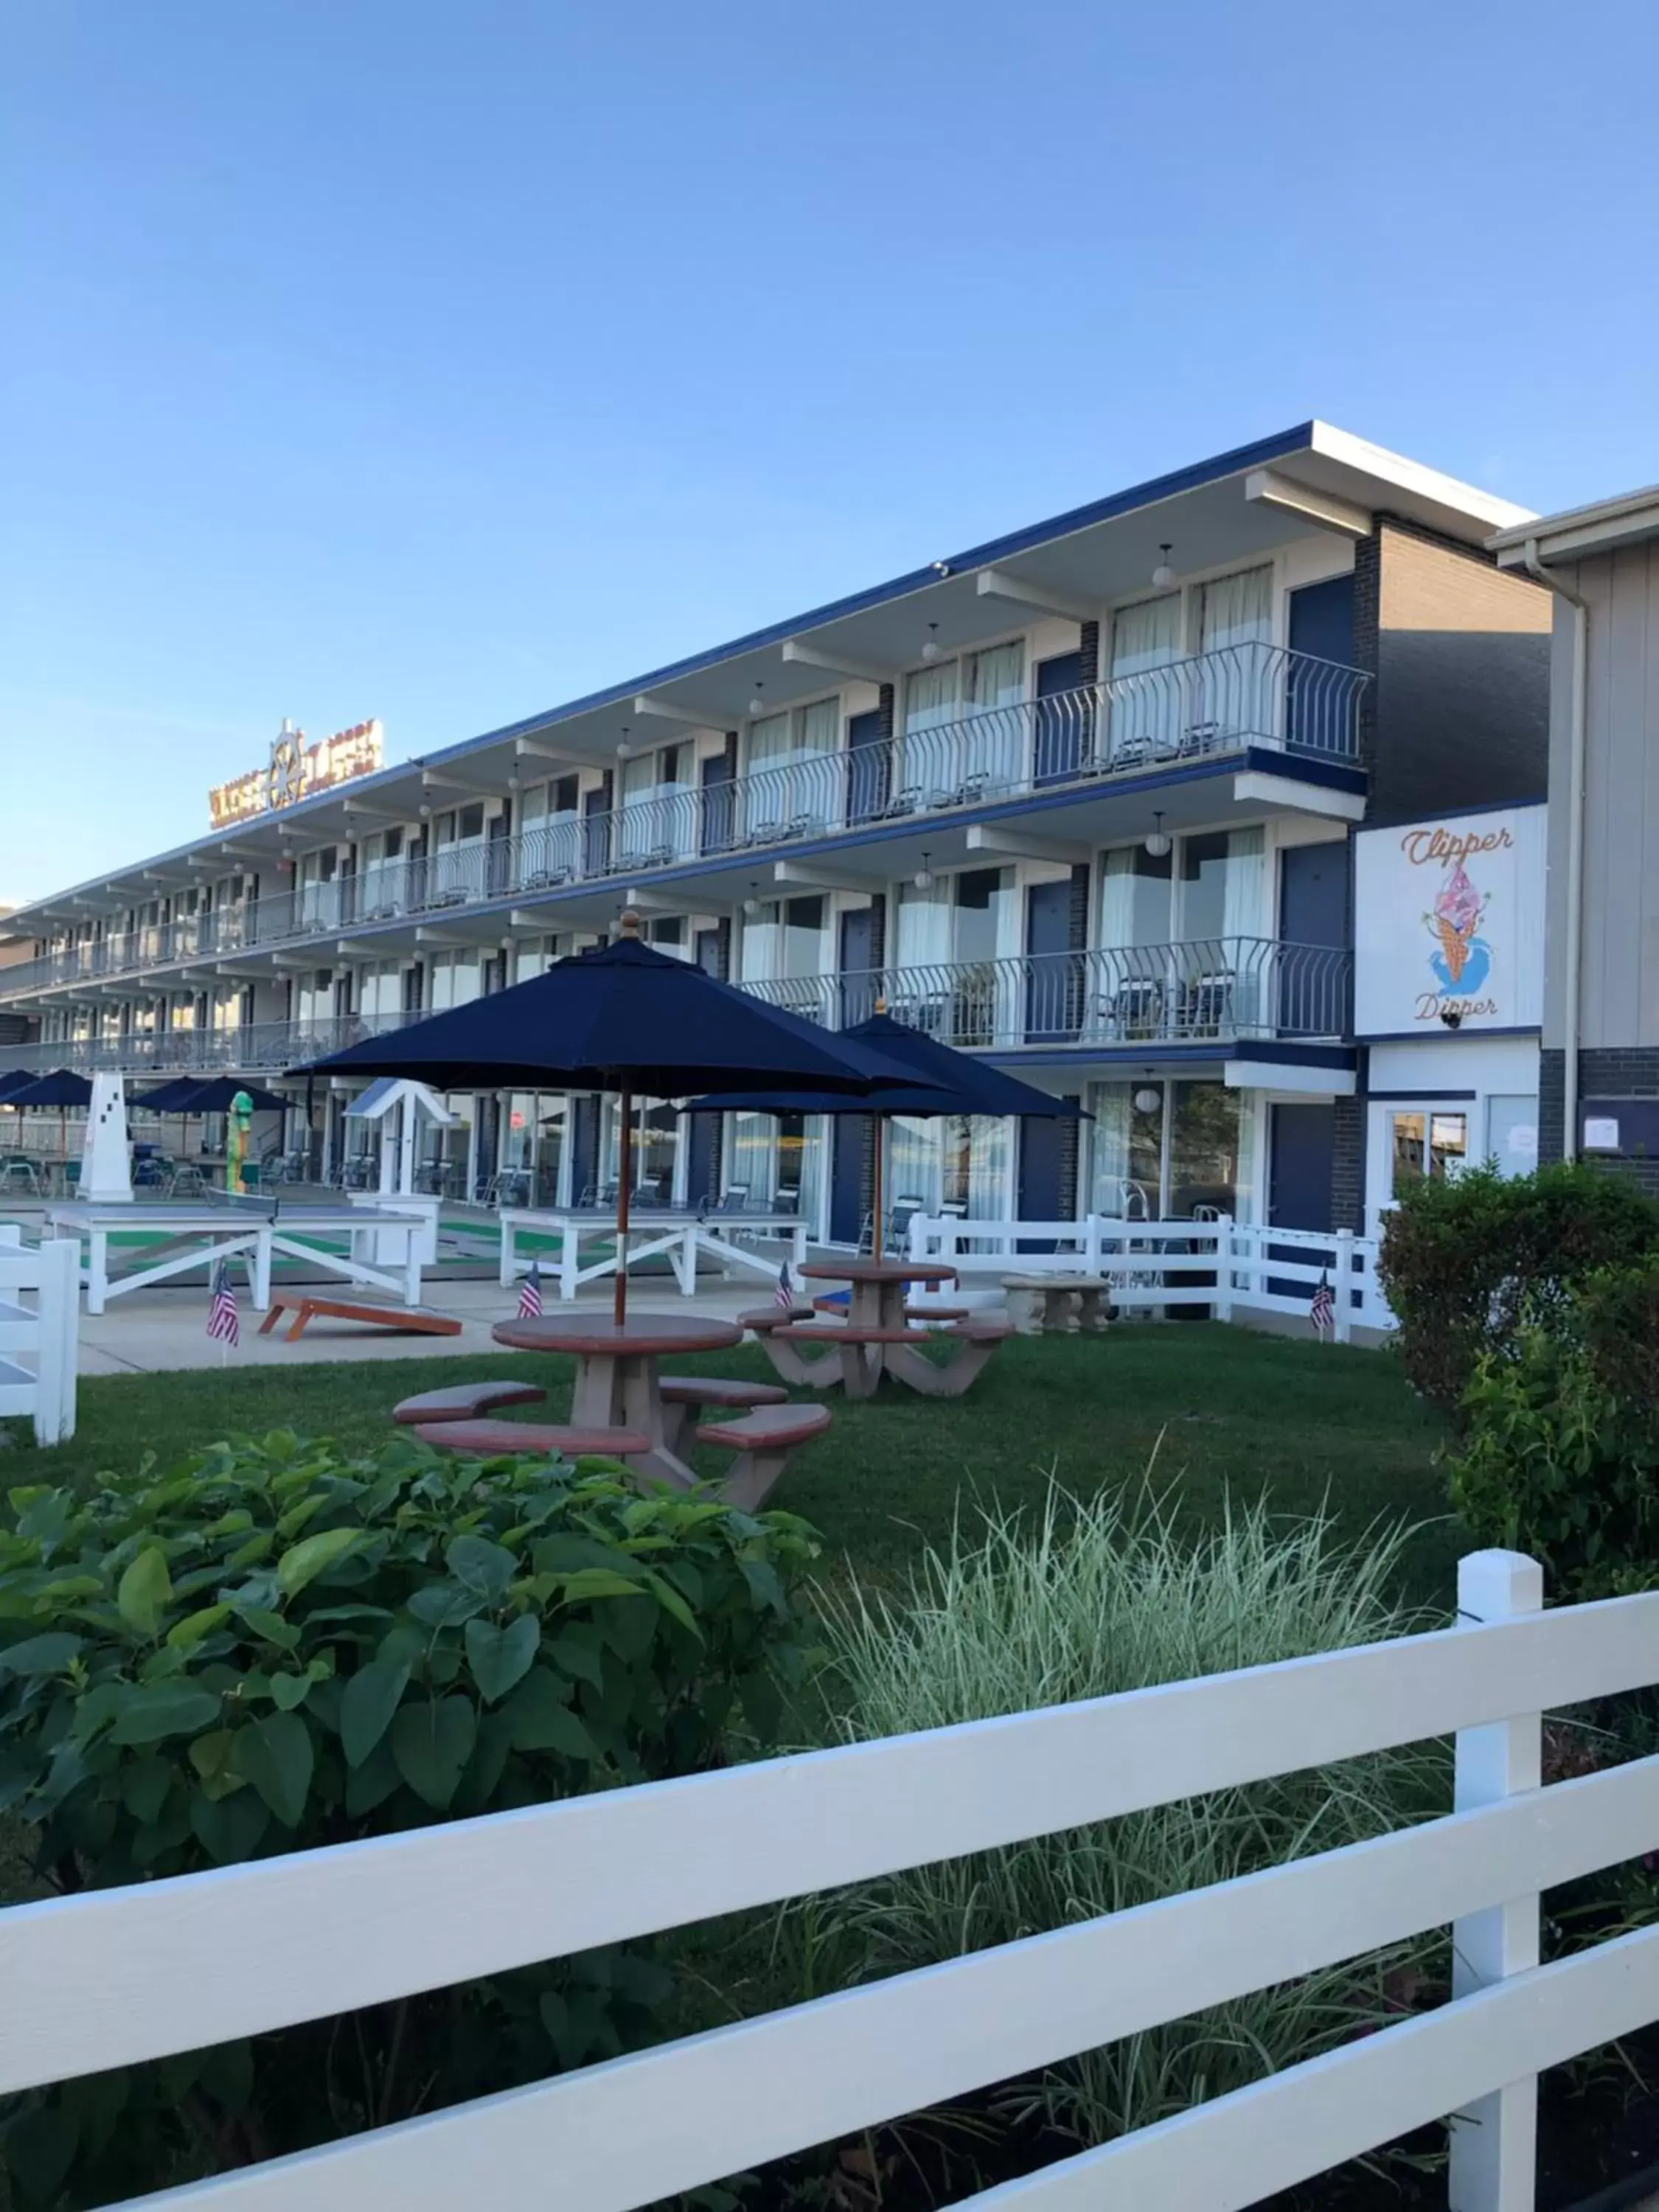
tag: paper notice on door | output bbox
[1583,1116,1621,1152]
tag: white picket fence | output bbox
[906,1212,1396,1338]
[4,1551,1659,2210]
[0,1229,77,1444]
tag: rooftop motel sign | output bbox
[208,719,383,830]
[1352,803,1545,1037]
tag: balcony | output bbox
[0,937,1349,1083]
[729,938,1350,1054]
[0,643,1367,1004]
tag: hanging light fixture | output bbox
[913,849,934,891]
[920,621,942,664]
[1133,1085,1162,1116]
[742,880,762,917]
[1152,543,1175,589]
[747,678,767,717]
[1144,810,1172,859]
[615,726,631,762]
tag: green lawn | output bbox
[7,1324,1457,1601]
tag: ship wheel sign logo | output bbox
[267,726,307,809]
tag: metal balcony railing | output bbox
[0,938,1351,1081]
[740,939,1352,1052]
[1,644,1368,1004]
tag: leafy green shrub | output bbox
[1376,1161,1659,1417]
[0,1430,818,2208]
[786,1486,1444,2149]
[1449,1321,1659,1601]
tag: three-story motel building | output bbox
[0,423,1554,1246]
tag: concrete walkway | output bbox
[73,1277,773,1377]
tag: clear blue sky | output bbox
[4,0,1657,905]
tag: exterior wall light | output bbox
[1144,811,1172,859]
[1152,544,1175,588]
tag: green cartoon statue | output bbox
[226,1088,254,1192]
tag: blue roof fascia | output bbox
[417,422,1321,767]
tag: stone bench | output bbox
[411,1419,651,1461]
[657,1374,788,1453]
[392,1380,548,1426]
[1001,1275,1111,1336]
[693,1401,833,1509]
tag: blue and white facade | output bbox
[0,422,1553,1242]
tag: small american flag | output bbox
[1310,1269,1335,1338]
[774,1261,794,1311]
[206,1263,240,1348]
[518,1260,543,1319]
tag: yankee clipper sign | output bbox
[1353,804,1545,1037]
[209,718,383,830]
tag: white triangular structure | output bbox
[80,1074,133,1202]
[344,1077,458,1197]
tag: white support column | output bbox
[559,1222,578,1302]
[498,1215,516,1290]
[791,1220,807,1273]
[1213,1214,1234,1323]
[250,1227,272,1312]
[400,1224,420,1308]
[34,1239,78,1445]
[1449,1547,1545,2212]
[1334,1227,1354,1343]
[86,1228,108,1316]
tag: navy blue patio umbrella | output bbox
[5,1069,94,1176]
[0,1069,37,1103]
[296,914,948,1319]
[7,1070,93,1109]
[159,1079,293,1116]
[695,1012,1086,1257]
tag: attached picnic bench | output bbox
[693,1401,832,1509]
[257,1294,462,1343]
[765,1315,1015,1399]
[413,1420,652,1459]
[1001,1274,1111,1335]
[393,1380,548,1425]
[656,1374,787,1454]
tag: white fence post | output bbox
[1449,1547,1545,2212]
[1212,1214,1233,1322]
[1335,1227,1354,1344]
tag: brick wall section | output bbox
[1352,532,1381,776]
[1366,517,1552,827]
[1539,1048,1565,1164]
[1330,1095,1365,1231]
[1078,619,1100,687]
[1056,1094,1083,1219]
[877,683,896,744]
[1538,1046,1659,1194]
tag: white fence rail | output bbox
[4,1554,1658,2209]
[497,1207,809,1298]
[0,1229,77,1443]
[906,1212,1396,1336]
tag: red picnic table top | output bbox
[798,1259,959,1286]
[491,1312,743,1358]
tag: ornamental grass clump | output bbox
[799,1481,1444,2148]
[0,1430,818,2208]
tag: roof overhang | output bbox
[7,421,1528,934]
[1491,483,1659,569]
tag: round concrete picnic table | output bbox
[759,1258,965,1399]
[798,1256,959,1333]
[490,1311,743,1485]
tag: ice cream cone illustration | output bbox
[1424,861,1490,995]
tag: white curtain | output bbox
[895,882,950,970]
[1221,827,1265,939]
[964,642,1024,787]
[798,698,838,757]
[1087,1085,1132,1213]
[965,1116,1011,1218]
[1108,594,1182,757]
[737,906,781,985]
[1200,566,1273,738]
[888,1116,942,1212]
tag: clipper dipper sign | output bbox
[1353,806,1545,1037]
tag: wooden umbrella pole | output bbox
[613,1087,633,1325]
[872,1113,884,1262]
